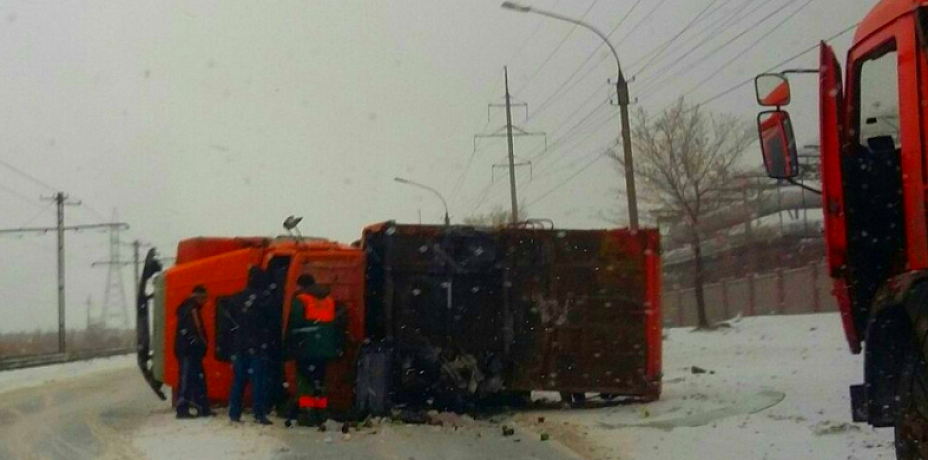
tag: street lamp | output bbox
[394,177,451,226]
[501,1,639,230]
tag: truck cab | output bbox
[754,1,928,456]
[136,236,367,416]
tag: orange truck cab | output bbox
[754,0,928,453]
[137,237,366,416]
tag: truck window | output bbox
[856,45,900,150]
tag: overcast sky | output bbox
[0,0,877,332]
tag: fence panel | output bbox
[783,266,816,315]
[663,262,845,324]
[817,263,839,312]
[662,289,680,327]
[703,282,727,324]
[727,278,750,317]
[755,273,780,315]
[679,288,698,327]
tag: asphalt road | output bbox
[0,366,580,460]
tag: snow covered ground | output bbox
[134,413,288,460]
[517,313,895,459]
[0,353,134,395]
[0,314,898,459]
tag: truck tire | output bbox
[895,334,928,459]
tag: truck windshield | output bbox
[856,44,900,150]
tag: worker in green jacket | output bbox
[286,274,346,427]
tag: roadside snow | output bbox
[517,313,895,460]
[0,353,134,395]
[134,412,288,460]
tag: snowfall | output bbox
[0,312,896,459]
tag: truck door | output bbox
[840,14,926,348]
[819,42,857,351]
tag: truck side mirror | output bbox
[755,74,791,107]
[757,110,799,179]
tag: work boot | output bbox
[255,417,274,426]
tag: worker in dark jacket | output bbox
[286,274,347,427]
[174,285,212,418]
[228,267,275,425]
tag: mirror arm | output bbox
[786,178,822,195]
[780,68,820,75]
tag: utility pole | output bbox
[504,67,519,224]
[43,192,79,353]
[0,193,128,354]
[473,67,546,224]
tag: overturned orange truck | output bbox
[136,222,662,416]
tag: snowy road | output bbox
[0,313,893,459]
[0,366,160,459]
[0,363,578,460]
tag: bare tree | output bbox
[463,205,525,227]
[608,99,755,329]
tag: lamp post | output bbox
[394,177,451,226]
[501,1,639,230]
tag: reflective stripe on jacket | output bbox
[297,294,335,323]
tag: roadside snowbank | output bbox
[0,353,134,395]
[518,313,895,459]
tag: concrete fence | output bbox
[663,262,838,327]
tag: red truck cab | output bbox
[755,1,928,455]
[140,237,367,416]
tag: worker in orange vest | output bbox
[286,274,346,427]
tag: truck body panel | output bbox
[362,223,661,400]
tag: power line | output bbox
[631,0,727,75]
[531,109,618,176]
[463,17,858,218]
[529,100,610,164]
[514,0,603,96]
[497,0,723,208]
[629,0,761,77]
[0,157,113,225]
[16,202,55,228]
[695,22,858,107]
[512,0,724,184]
[504,0,565,65]
[636,0,803,96]
[678,0,816,99]
[524,0,646,123]
[527,152,606,207]
[0,158,57,192]
[0,182,44,210]
[613,0,671,47]
[480,105,617,208]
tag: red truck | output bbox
[135,223,662,418]
[755,1,928,456]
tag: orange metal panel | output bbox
[855,0,924,48]
[643,230,663,398]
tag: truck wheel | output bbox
[895,338,928,459]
